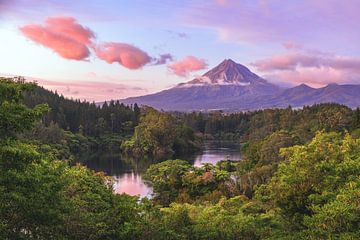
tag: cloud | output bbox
[215,0,228,6]
[34,78,148,102]
[253,53,360,72]
[93,42,152,69]
[185,0,360,50]
[44,17,95,44]
[177,32,188,38]
[166,30,189,39]
[253,54,320,71]
[20,16,95,60]
[282,42,303,50]
[168,56,208,77]
[152,53,173,65]
[19,16,169,70]
[0,0,10,12]
[252,49,360,87]
[20,17,163,69]
[264,68,348,88]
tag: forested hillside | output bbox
[181,104,359,141]
[24,84,140,136]
[22,85,200,160]
[1,77,359,239]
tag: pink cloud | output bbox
[185,0,360,50]
[253,53,360,72]
[253,54,320,71]
[282,42,303,50]
[20,16,94,60]
[93,42,152,69]
[265,68,348,88]
[215,0,228,6]
[19,15,174,71]
[253,50,360,87]
[168,56,208,77]
[45,17,95,44]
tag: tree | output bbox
[257,132,360,237]
[352,107,360,129]
[122,108,199,159]
[145,160,233,206]
[0,78,141,239]
[144,160,192,205]
[0,78,49,138]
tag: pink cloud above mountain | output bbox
[253,53,360,72]
[185,0,360,51]
[168,56,208,77]
[253,50,360,87]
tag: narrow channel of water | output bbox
[83,141,242,197]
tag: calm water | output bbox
[83,141,241,197]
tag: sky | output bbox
[1,0,360,101]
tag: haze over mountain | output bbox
[120,59,360,111]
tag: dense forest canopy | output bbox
[1,77,359,239]
[24,84,140,136]
[121,107,200,159]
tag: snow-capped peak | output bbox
[176,59,267,88]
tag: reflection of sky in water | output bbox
[193,148,241,167]
[84,141,241,197]
[113,172,151,197]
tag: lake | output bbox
[83,141,242,197]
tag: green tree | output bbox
[122,108,199,159]
[257,132,360,237]
[144,159,192,205]
[0,78,49,138]
[0,78,141,239]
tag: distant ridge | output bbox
[119,59,360,111]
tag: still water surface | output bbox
[83,141,241,197]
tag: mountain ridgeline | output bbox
[120,59,360,111]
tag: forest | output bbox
[1,77,359,239]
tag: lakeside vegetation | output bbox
[121,107,201,159]
[1,77,359,239]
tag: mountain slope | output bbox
[268,84,360,109]
[119,59,360,111]
[121,59,281,111]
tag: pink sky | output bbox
[1,0,360,101]
[36,79,148,102]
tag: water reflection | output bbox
[82,153,154,197]
[192,141,242,167]
[113,172,151,196]
[81,141,241,197]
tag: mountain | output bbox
[119,59,360,111]
[267,83,360,109]
[179,58,268,86]
[120,59,281,111]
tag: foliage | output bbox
[144,160,236,205]
[135,196,285,240]
[2,77,360,239]
[0,77,49,138]
[0,78,141,240]
[180,103,353,142]
[257,131,360,238]
[122,108,200,159]
[23,85,140,137]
